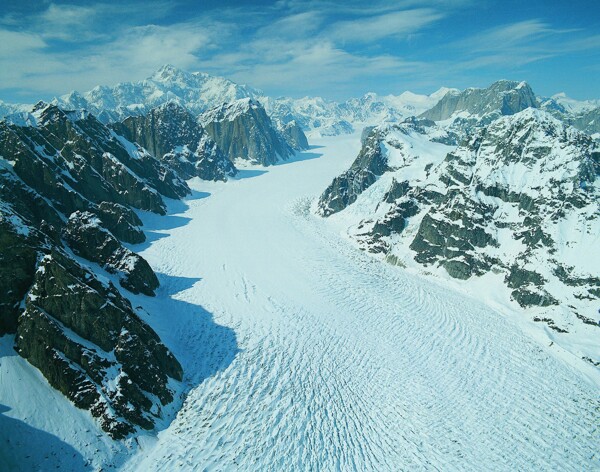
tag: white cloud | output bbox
[459,20,576,53]
[0,20,222,97]
[328,9,444,44]
[0,29,46,57]
[446,19,598,73]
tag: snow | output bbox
[123,133,597,470]
[200,98,261,124]
[549,92,600,114]
[0,203,31,237]
[1,133,599,470]
[0,335,127,471]
[381,124,454,176]
[327,109,600,374]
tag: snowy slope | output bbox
[541,92,600,114]
[0,335,127,471]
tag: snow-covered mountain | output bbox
[0,100,31,118]
[54,64,262,122]
[540,93,600,138]
[261,88,457,137]
[2,67,600,143]
[1,71,599,470]
[541,92,600,115]
[40,65,456,137]
[318,106,600,366]
[1,91,599,471]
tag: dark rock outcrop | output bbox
[15,251,182,439]
[112,101,237,181]
[420,80,538,122]
[63,211,159,296]
[0,102,186,436]
[201,98,294,165]
[278,120,309,151]
[318,127,388,216]
[96,202,145,244]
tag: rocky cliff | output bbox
[112,101,237,181]
[200,98,295,166]
[420,80,538,121]
[0,102,186,437]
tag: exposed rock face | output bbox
[420,80,538,121]
[0,102,185,436]
[15,251,182,439]
[569,107,600,136]
[201,98,294,165]
[317,128,389,216]
[64,211,159,296]
[96,202,145,244]
[112,101,237,181]
[1,102,189,217]
[0,211,40,333]
[278,120,309,151]
[319,108,600,352]
[113,101,203,159]
[318,119,455,217]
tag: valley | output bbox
[0,69,599,471]
[14,131,593,470]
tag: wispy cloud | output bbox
[456,20,578,53]
[328,9,444,44]
[0,9,224,97]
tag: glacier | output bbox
[2,132,596,470]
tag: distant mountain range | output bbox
[1,65,599,140]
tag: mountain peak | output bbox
[151,64,193,83]
[420,79,538,121]
[201,97,263,123]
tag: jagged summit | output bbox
[420,80,538,121]
[151,64,194,83]
[201,97,263,123]
[112,101,237,181]
[201,98,295,165]
[47,66,262,123]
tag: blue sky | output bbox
[0,0,599,102]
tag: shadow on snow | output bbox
[276,150,323,166]
[0,404,89,471]
[233,169,269,180]
[130,273,239,389]
[132,190,210,251]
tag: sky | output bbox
[0,0,599,103]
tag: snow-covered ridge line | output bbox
[2,67,600,140]
[0,65,458,137]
